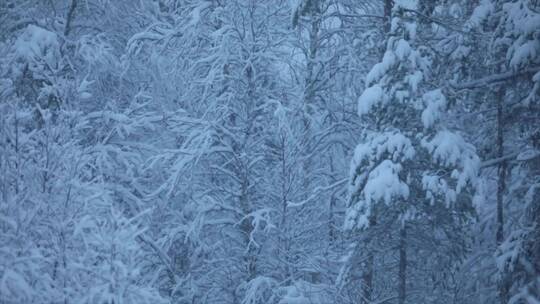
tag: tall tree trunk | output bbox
[495,87,506,246]
[301,0,321,203]
[361,215,376,304]
[360,2,394,301]
[496,86,509,304]
[328,155,337,248]
[359,2,394,301]
[304,0,320,111]
[383,0,393,33]
[398,224,407,304]
[279,133,292,283]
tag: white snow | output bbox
[241,208,276,248]
[534,71,540,83]
[189,1,212,27]
[500,1,540,68]
[0,269,33,302]
[78,76,95,100]
[351,131,415,171]
[12,25,60,76]
[348,131,415,229]
[347,160,409,229]
[365,50,396,86]
[466,0,494,29]
[508,39,540,68]
[278,281,333,304]
[503,1,540,36]
[242,276,277,304]
[405,21,417,41]
[357,84,383,115]
[394,39,412,61]
[394,0,418,10]
[422,130,480,193]
[406,70,423,93]
[422,173,457,207]
[13,25,59,63]
[421,89,447,129]
[364,160,409,206]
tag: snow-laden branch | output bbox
[401,8,479,35]
[481,149,540,168]
[137,234,178,283]
[451,67,540,90]
[287,178,347,208]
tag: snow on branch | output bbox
[451,67,540,90]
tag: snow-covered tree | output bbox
[344,1,480,303]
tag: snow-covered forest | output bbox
[0,0,539,303]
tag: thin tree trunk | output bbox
[328,155,337,248]
[64,0,78,37]
[496,87,506,246]
[279,133,292,283]
[496,86,509,304]
[398,224,407,304]
[301,0,321,205]
[304,0,320,111]
[361,215,376,304]
[383,0,393,33]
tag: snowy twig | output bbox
[401,8,480,36]
[287,178,347,208]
